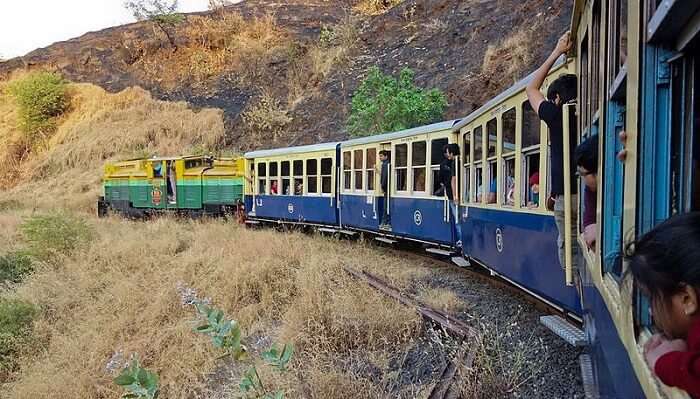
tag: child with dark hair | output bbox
[627,212,700,397]
[575,134,598,249]
[526,31,579,269]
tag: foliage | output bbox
[20,213,92,259]
[6,71,68,139]
[0,252,33,284]
[124,0,184,49]
[240,344,294,399]
[124,0,183,24]
[113,356,159,399]
[0,298,37,376]
[242,91,292,145]
[319,26,335,47]
[194,303,247,359]
[347,66,448,137]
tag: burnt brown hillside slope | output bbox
[0,0,571,150]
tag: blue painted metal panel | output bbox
[252,194,337,225]
[580,262,646,398]
[461,207,581,314]
[339,194,381,230]
[340,194,455,245]
[244,195,254,215]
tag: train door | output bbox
[165,160,178,208]
[149,160,166,210]
[380,142,392,229]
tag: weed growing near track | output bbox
[19,213,91,260]
[0,298,37,380]
[0,252,33,285]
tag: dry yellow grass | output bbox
[417,287,463,314]
[353,0,404,16]
[482,28,535,85]
[0,79,226,211]
[0,214,422,399]
[135,12,286,89]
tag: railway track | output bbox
[249,221,587,397]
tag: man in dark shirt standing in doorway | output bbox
[440,144,462,248]
[378,150,391,227]
[526,32,578,270]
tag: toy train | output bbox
[98,155,245,218]
[99,0,700,397]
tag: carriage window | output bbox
[257,162,267,195]
[502,157,515,206]
[670,58,700,214]
[306,159,318,194]
[487,118,497,158]
[487,160,497,204]
[475,164,484,203]
[281,161,290,195]
[502,108,516,156]
[431,138,448,195]
[321,157,333,194]
[591,0,601,119]
[463,132,471,201]
[522,101,541,148]
[395,144,408,192]
[343,152,351,191]
[474,126,484,162]
[523,152,541,208]
[293,160,303,195]
[365,148,376,191]
[354,149,364,191]
[609,0,628,80]
[580,32,590,130]
[269,162,279,195]
[411,141,427,192]
[185,159,202,169]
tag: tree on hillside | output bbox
[347,66,448,137]
[124,0,185,51]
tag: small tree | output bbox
[347,67,448,137]
[6,71,68,140]
[124,0,184,51]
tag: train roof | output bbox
[244,141,339,159]
[341,119,461,148]
[451,56,568,132]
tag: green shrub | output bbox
[6,71,68,138]
[0,298,37,376]
[20,213,91,259]
[347,66,448,137]
[0,199,21,212]
[0,252,33,284]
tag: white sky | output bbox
[0,0,236,59]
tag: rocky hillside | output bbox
[0,0,571,151]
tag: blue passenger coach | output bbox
[244,143,340,226]
[339,121,462,246]
[453,60,582,317]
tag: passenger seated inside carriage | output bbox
[528,172,540,208]
[270,180,279,195]
[476,180,497,204]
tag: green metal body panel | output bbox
[103,176,243,209]
[129,179,166,209]
[104,179,130,202]
[176,178,204,209]
[203,177,244,205]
